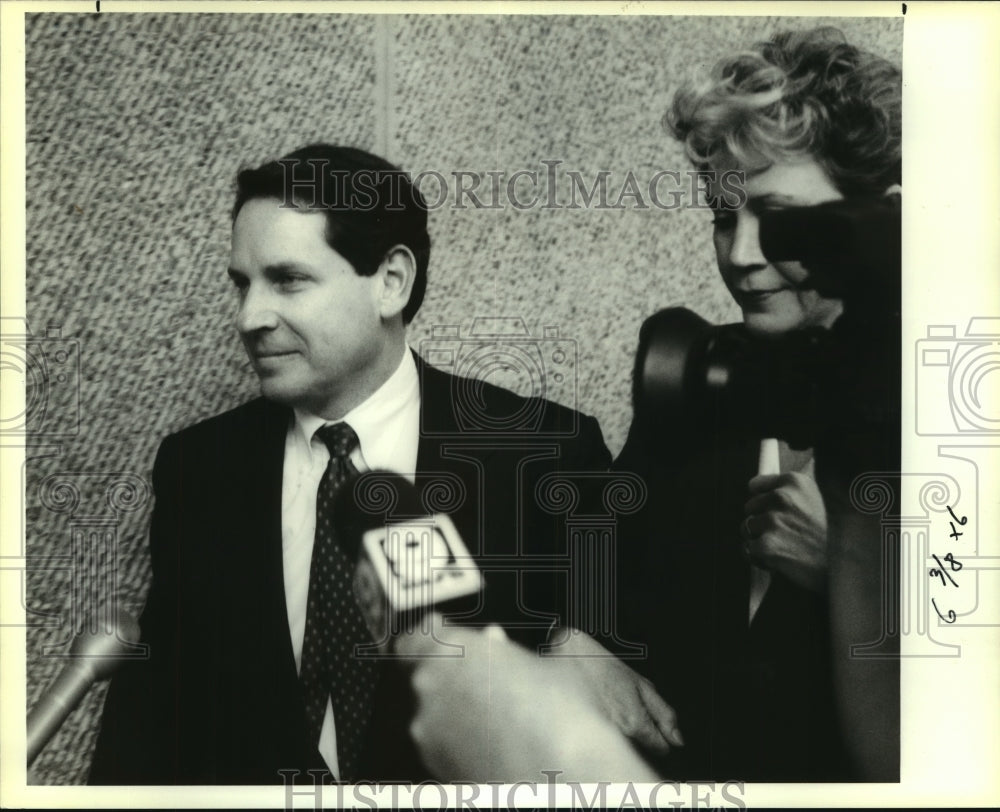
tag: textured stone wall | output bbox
[22,11,901,784]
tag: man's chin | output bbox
[256,377,305,408]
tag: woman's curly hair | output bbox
[667,27,901,197]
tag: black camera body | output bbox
[634,196,900,472]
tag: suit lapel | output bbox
[218,399,302,710]
[414,351,456,472]
[257,399,299,683]
[413,353,499,556]
[221,397,289,612]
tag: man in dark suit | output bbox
[88,144,610,784]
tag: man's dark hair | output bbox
[233,144,431,324]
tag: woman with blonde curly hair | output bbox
[612,27,901,782]
[669,26,901,336]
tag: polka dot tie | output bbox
[299,422,377,782]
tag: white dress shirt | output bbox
[281,348,420,777]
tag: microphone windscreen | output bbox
[333,471,424,553]
[70,609,142,679]
[28,607,142,765]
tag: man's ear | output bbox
[376,245,417,320]
[883,183,902,196]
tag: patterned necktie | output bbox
[299,422,378,782]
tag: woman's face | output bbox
[711,157,845,337]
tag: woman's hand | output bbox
[742,470,828,593]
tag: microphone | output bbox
[27,609,141,766]
[334,472,484,654]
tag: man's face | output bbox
[710,157,844,337]
[229,197,389,418]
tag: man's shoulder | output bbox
[419,362,585,422]
[418,359,608,457]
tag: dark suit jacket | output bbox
[89,355,610,784]
[612,374,853,782]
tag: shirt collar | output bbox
[291,348,419,470]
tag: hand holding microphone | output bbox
[396,616,660,783]
[337,473,659,781]
[742,440,828,596]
